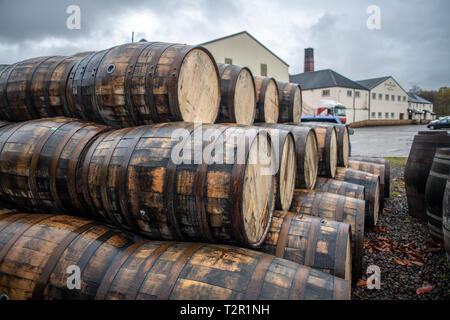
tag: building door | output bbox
[400,113,404,120]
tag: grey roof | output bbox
[356,76,390,90]
[408,92,433,104]
[199,31,289,67]
[289,69,368,91]
[356,76,408,94]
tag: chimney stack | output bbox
[304,48,314,73]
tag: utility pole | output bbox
[132,31,134,43]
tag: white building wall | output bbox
[368,78,409,120]
[202,33,289,82]
[301,86,369,124]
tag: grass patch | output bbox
[385,157,408,167]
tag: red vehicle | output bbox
[317,100,347,124]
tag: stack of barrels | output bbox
[405,131,450,263]
[0,40,391,300]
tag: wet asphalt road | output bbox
[350,125,449,158]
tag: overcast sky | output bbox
[1,0,449,90]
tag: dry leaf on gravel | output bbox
[356,279,367,288]
[416,286,435,294]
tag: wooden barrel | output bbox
[443,174,450,264]
[290,190,365,280]
[0,65,8,73]
[298,123,338,178]
[348,160,385,210]
[314,178,365,200]
[0,212,350,300]
[262,211,352,281]
[405,131,450,220]
[334,167,380,227]
[67,42,221,128]
[253,76,279,123]
[79,123,276,248]
[216,64,256,125]
[255,124,318,190]
[0,118,111,213]
[304,122,349,167]
[425,148,450,241]
[351,156,390,198]
[277,82,302,123]
[0,121,9,129]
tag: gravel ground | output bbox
[352,159,450,300]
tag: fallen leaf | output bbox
[416,286,435,294]
[411,260,424,267]
[356,279,367,288]
[393,259,405,266]
[403,258,413,266]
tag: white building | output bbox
[407,92,435,120]
[356,76,410,120]
[289,69,370,124]
[200,31,290,81]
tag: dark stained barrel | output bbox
[334,167,380,227]
[216,64,256,125]
[262,211,352,281]
[253,76,279,123]
[351,156,391,198]
[405,131,450,220]
[314,178,365,200]
[305,122,349,167]
[67,42,221,127]
[80,123,276,248]
[255,123,318,190]
[348,160,385,210]
[425,148,450,241]
[277,82,302,123]
[298,123,338,178]
[0,212,350,300]
[0,118,111,213]
[0,55,91,121]
[290,190,365,280]
[443,174,450,264]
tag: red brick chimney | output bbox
[304,48,314,73]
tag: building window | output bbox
[385,94,389,101]
[372,93,376,99]
[403,96,406,101]
[398,95,401,102]
[391,112,395,118]
[385,112,389,118]
[379,94,382,100]
[355,91,360,98]
[260,64,267,76]
[224,58,232,65]
[378,112,382,118]
[371,112,376,118]
[322,89,330,97]
[347,90,352,97]
[391,95,395,101]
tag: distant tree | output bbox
[410,84,422,94]
[418,90,436,103]
[433,87,450,117]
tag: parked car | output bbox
[427,117,450,130]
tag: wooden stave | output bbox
[314,178,365,200]
[348,160,385,210]
[0,118,111,214]
[443,174,450,264]
[216,64,256,125]
[334,167,380,227]
[303,122,349,167]
[79,123,276,248]
[0,57,54,121]
[0,212,350,300]
[290,190,365,280]
[425,148,450,241]
[253,76,279,123]
[351,156,390,198]
[262,210,352,281]
[255,123,318,190]
[405,131,450,220]
[277,82,302,123]
[298,123,338,178]
[67,42,220,128]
